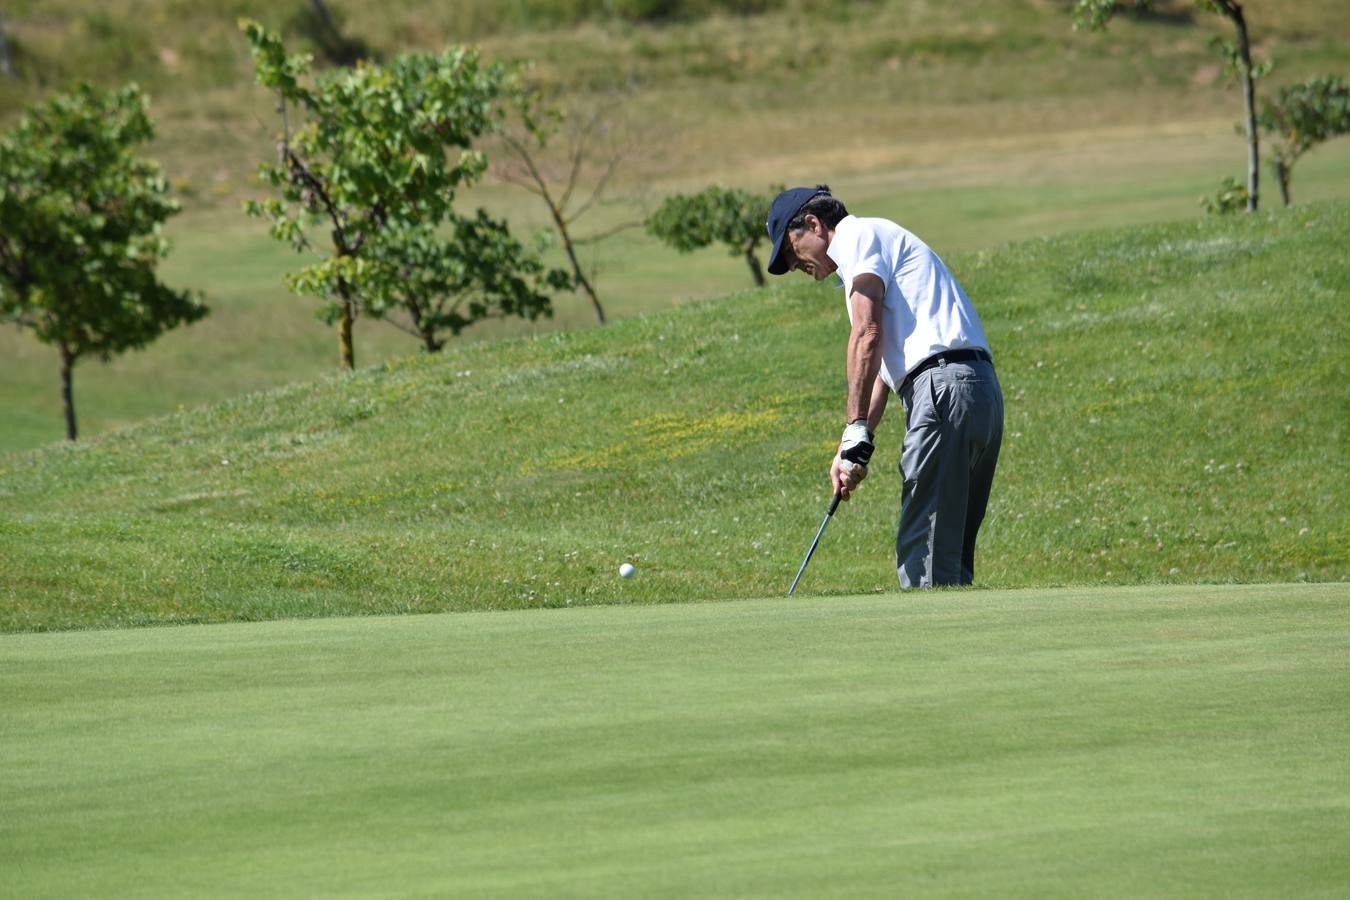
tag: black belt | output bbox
[900,348,992,394]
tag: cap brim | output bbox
[766,232,790,275]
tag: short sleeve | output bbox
[841,219,888,289]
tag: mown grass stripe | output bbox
[2,584,1346,897]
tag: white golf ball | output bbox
[619,563,636,579]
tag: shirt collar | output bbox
[825,214,856,270]
[825,215,856,284]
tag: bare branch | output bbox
[559,107,606,212]
[380,313,423,339]
[284,146,349,253]
[569,151,624,224]
[495,134,551,198]
[571,219,645,246]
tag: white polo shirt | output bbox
[826,215,991,391]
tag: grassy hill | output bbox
[3,0,1350,452]
[2,203,1346,633]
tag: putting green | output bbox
[3,583,1347,897]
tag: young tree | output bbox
[1259,75,1350,207]
[0,83,206,441]
[646,186,779,287]
[366,213,569,353]
[242,20,530,369]
[495,90,643,326]
[1073,0,1267,211]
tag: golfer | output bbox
[766,185,1004,588]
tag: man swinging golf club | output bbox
[768,186,1004,588]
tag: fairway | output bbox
[4,584,1347,897]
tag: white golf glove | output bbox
[839,421,875,468]
[833,421,875,499]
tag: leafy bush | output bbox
[1201,175,1248,215]
[1260,75,1350,206]
[647,184,779,286]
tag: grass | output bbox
[3,583,1348,897]
[3,7,1345,890]
[4,132,1350,454]
[3,0,1350,451]
[1,203,1346,632]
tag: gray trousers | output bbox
[895,357,1004,587]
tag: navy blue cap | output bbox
[766,186,830,276]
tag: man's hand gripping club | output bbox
[832,421,874,501]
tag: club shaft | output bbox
[788,494,841,595]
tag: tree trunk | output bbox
[550,207,605,325]
[422,327,442,353]
[405,296,441,352]
[1275,159,1291,206]
[0,14,14,78]
[306,0,365,66]
[744,245,766,287]
[1220,1,1260,212]
[308,0,340,37]
[337,282,356,370]
[59,342,77,441]
[573,261,606,325]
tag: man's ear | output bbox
[803,213,825,237]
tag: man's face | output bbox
[783,214,836,281]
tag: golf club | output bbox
[787,492,841,596]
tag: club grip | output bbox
[827,493,842,516]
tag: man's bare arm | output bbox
[845,273,886,423]
[867,374,889,433]
[831,274,887,500]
